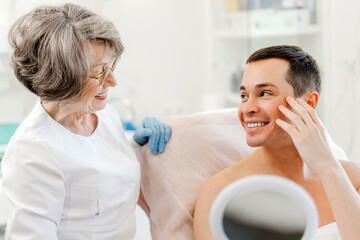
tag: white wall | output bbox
[322,0,360,161]
[111,0,209,121]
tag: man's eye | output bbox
[260,91,272,97]
[240,94,248,100]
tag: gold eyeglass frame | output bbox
[89,58,118,86]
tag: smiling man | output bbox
[193,45,360,240]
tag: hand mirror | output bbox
[209,175,318,240]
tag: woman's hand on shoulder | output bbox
[133,117,171,155]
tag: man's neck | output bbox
[256,145,315,183]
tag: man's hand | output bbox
[276,96,337,174]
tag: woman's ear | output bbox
[304,91,319,109]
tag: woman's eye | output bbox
[91,67,103,76]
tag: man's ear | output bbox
[304,91,319,109]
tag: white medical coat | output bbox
[2,101,140,239]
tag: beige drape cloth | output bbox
[134,110,255,239]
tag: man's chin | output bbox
[246,139,263,147]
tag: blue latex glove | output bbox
[133,117,171,155]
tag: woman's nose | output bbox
[103,72,117,88]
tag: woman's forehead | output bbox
[90,41,113,67]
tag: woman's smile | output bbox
[95,91,108,100]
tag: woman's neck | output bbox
[41,101,97,136]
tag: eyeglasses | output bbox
[89,58,118,86]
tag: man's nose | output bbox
[242,97,260,114]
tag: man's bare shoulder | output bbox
[199,154,257,199]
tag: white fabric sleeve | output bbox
[2,136,65,240]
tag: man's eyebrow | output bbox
[256,83,279,89]
[240,82,279,91]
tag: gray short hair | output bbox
[8,3,124,102]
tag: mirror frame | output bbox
[209,175,319,240]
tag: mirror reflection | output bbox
[223,190,306,240]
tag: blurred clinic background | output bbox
[0,0,360,239]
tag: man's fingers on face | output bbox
[278,105,305,132]
[296,98,319,125]
[276,118,299,139]
[285,97,313,126]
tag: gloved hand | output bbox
[133,117,171,155]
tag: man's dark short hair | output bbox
[246,45,321,97]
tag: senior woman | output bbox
[2,3,170,240]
